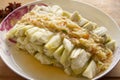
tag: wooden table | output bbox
[0,0,120,80]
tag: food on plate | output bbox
[6,5,116,79]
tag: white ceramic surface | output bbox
[0,0,120,80]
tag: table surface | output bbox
[0,0,120,80]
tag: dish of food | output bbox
[0,0,120,80]
[6,5,116,79]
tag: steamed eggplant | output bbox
[53,45,64,62]
[44,34,62,57]
[60,38,74,67]
[70,49,91,75]
[30,29,53,45]
[82,60,97,78]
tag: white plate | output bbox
[0,0,120,80]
